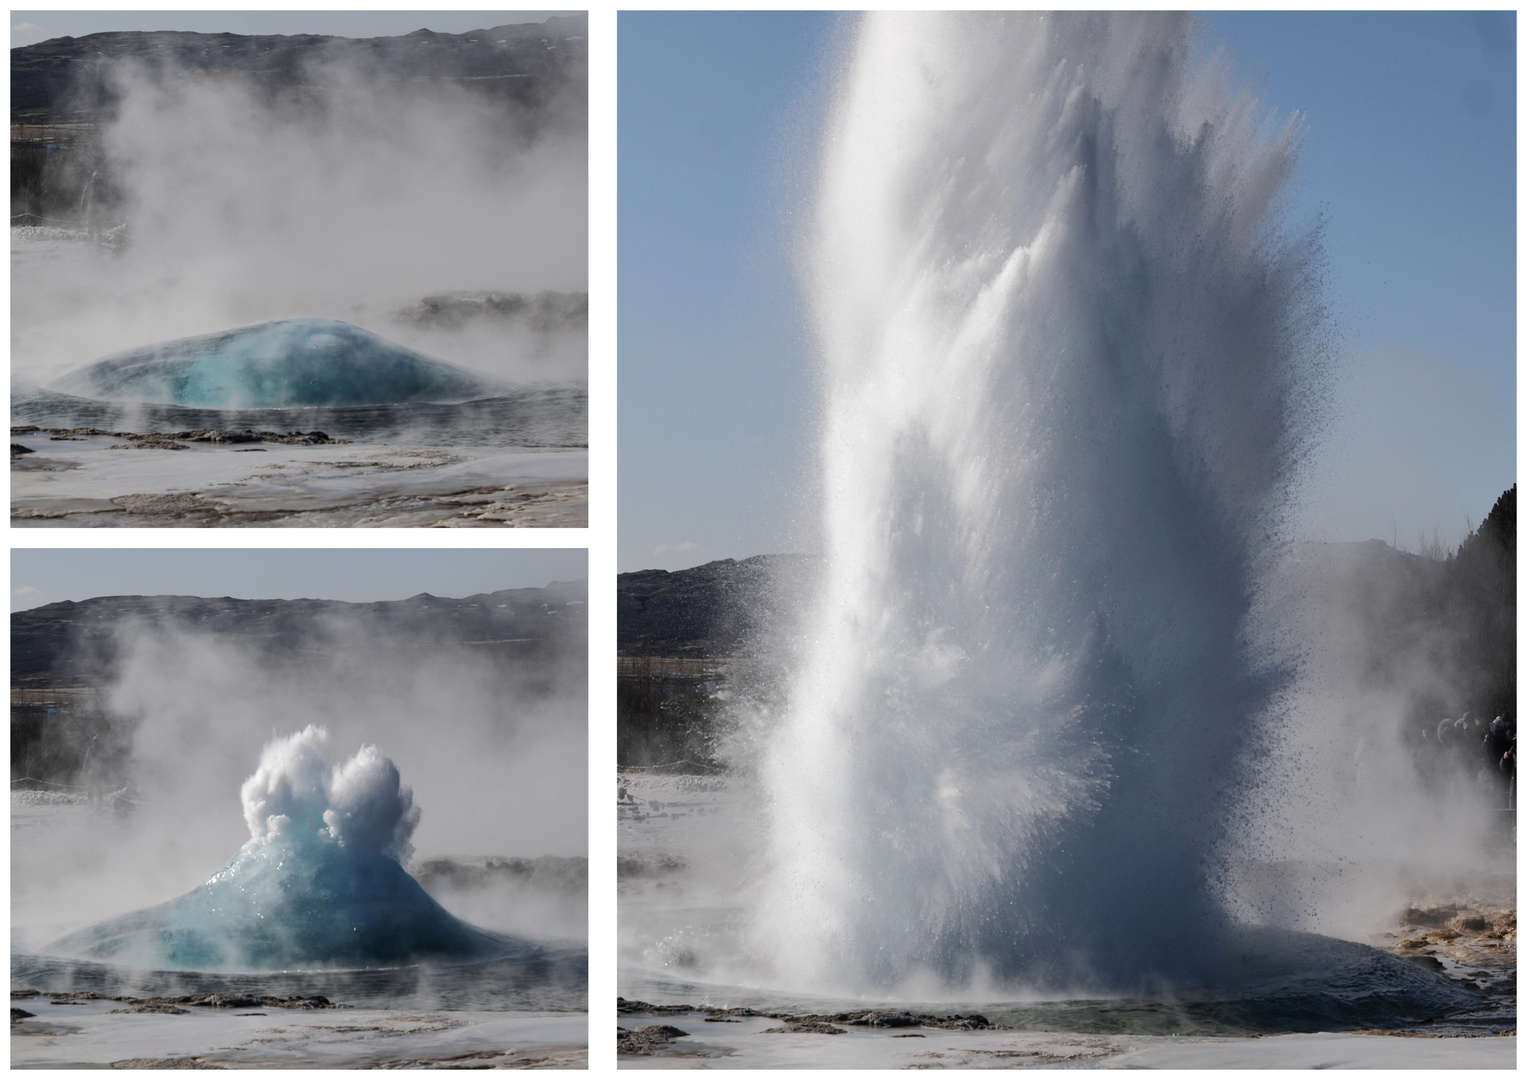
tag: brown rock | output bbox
[1400,904,1460,927]
[762,1021,846,1035]
[616,1024,691,1055]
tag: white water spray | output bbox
[754,12,1326,995]
[241,726,421,864]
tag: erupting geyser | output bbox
[749,10,1448,1001]
[50,727,512,971]
[49,318,487,408]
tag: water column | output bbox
[754,12,1323,995]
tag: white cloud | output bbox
[651,541,711,570]
[653,541,705,559]
[12,586,49,611]
[12,22,48,47]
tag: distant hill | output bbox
[11,15,586,224]
[13,580,587,784]
[12,580,587,690]
[617,555,814,659]
[11,15,587,126]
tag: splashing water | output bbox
[752,11,1330,996]
[50,727,515,971]
[48,318,489,408]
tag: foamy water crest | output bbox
[242,727,421,863]
[752,12,1327,996]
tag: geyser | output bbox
[48,318,488,408]
[49,727,513,971]
[753,11,1328,994]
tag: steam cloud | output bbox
[14,38,587,388]
[12,598,587,950]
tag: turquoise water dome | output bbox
[48,833,509,970]
[49,319,487,408]
[48,730,516,972]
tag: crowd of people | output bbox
[1484,713,1516,808]
[1413,710,1515,809]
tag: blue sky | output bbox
[10,12,566,47]
[619,11,1515,572]
[619,12,839,573]
[11,549,587,611]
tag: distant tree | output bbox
[1446,484,1515,722]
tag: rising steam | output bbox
[12,598,588,955]
[14,36,587,389]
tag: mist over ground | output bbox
[13,582,588,948]
[1228,488,1516,937]
[618,487,1516,950]
[12,16,588,389]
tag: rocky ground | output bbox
[12,431,586,526]
[13,424,348,447]
[1369,896,1516,1032]
[614,1007,1513,1069]
[618,773,1515,1067]
[616,895,1516,1067]
[10,993,586,1069]
[1389,899,1516,972]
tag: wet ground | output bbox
[617,770,1516,1067]
[613,1005,1512,1069]
[11,994,586,1068]
[12,433,586,526]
